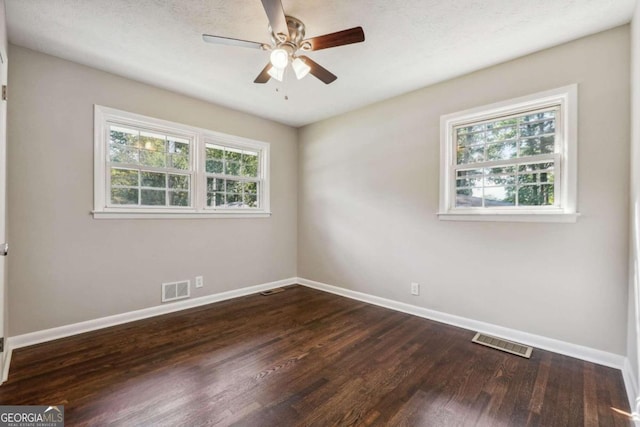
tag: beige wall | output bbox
[298,26,630,354]
[628,2,640,409]
[7,46,297,336]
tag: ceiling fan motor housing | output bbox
[270,16,310,52]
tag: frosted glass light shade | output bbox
[292,57,311,80]
[267,66,284,82]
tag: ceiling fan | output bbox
[202,0,365,85]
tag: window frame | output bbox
[93,105,271,219]
[438,85,578,223]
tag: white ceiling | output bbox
[5,0,637,127]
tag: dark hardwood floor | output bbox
[0,285,632,426]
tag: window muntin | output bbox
[94,105,270,218]
[453,107,560,209]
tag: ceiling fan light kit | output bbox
[269,47,290,69]
[202,0,365,85]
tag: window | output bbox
[108,125,193,208]
[438,85,578,222]
[94,106,270,218]
[205,144,260,209]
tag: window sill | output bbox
[92,210,272,219]
[437,211,580,223]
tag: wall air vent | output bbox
[472,332,533,359]
[162,280,190,303]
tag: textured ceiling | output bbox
[5,0,637,127]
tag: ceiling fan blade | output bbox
[202,34,266,49]
[303,27,365,51]
[261,0,289,38]
[254,63,272,84]
[298,56,337,84]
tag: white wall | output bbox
[7,46,298,336]
[298,26,630,355]
[628,0,640,413]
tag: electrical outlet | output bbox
[411,282,419,296]
[195,276,204,288]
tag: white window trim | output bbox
[438,85,579,223]
[93,105,271,219]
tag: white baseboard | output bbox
[623,357,640,424]
[6,277,296,353]
[1,348,11,383]
[296,277,626,370]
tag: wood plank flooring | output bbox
[0,285,632,426]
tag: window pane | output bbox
[141,189,166,206]
[456,188,482,207]
[111,168,138,186]
[484,186,515,207]
[539,171,553,183]
[518,184,554,206]
[111,188,138,205]
[518,162,554,173]
[141,171,166,188]
[226,179,241,193]
[242,151,259,177]
[140,149,166,167]
[244,193,258,208]
[518,173,537,184]
[110,145,139,164]
[206,159,224,174]
[518,171,554,185]
[226,194,242,206]
[519,120,555,137]
[485,174,515,186]
[206,146,224,159]
[456,168,483,178]
[139,131,166,151]
[457,124,485,135]
[169,191,189,206]
[215,193,224,207]
[226,161,241,176]
[110,126,139,147]
[486,118,517,129]
[169,154,189,170]
[486,140,516,161]
[456,177,482,188]
[169,174,189,190]
[244,181,258,193]
[206,177,225,192]
[225,148,242,162]
[168,138,189,154]
[457,131,485,147]
[486,165,515,175]
[457,145,484,164]
[520,136,554,156]
[522,111,555,122]
[486,126,516,142]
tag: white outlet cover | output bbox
[411,282,420,295]
[195,276,204,288]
